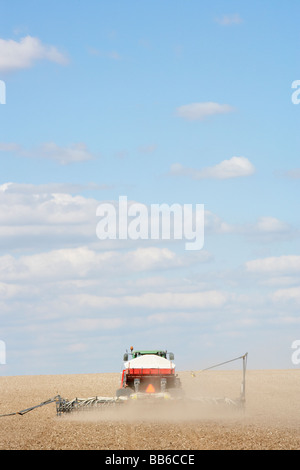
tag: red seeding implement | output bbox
[0,348,248,417]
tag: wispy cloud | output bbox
[137,144,157,154]
[88,47,121,60]
[0,141,98,165]
[176,102,235,121]
[170,156,255,180]
[281,168,300,179]
[35,142,96,165]
[215,14,243,26]
[0,181,109,194]
[0,35,69,72]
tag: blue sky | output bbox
[0,1,299,375]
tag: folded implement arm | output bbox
[0,395,62,417]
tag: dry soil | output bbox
[0,369,299,450]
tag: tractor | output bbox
[116,347,182,398]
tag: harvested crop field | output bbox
[0,370,299,450]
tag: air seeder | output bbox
[55,347,184,414]
[0,348,248,417]
[55,347,248,415]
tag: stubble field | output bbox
[0,369,299,450]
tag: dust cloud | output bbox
[65,369,300,429]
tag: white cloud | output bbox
[0,246,210,283]
[246,255,300,274]
[1,183,294,260]
[204,211,234,234]
[170,156,255,180]
[0,185,100,250]
[253,217,291,234]
[0,186,98,225]
[175,102,235,121]
[67,290,228,311]
[272,286,300,306]
[67,317,125,332]
[0,35,68,72]
[230,216,296,244]
[0,181,297,371]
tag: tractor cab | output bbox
[123,347,174,362]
